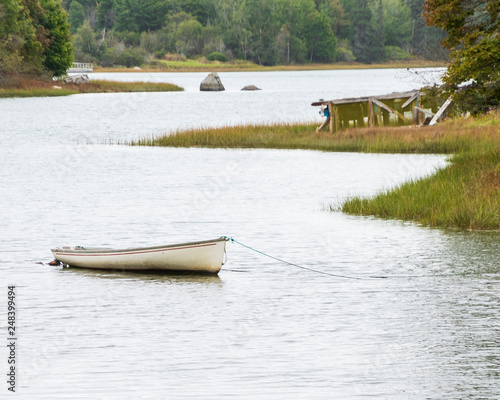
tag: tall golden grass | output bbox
[131,116,499,154]
[0,78,183,97]
[131,112,500,230]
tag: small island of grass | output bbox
[130,112,500,231]
[0,78,183,98]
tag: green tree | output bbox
[383,0,411,49]
[73,19,98,57]
[424,0,500,114]
[174,17,203,56]
[346,0,384,63]
[96,0,115,30]
[407,0,446,59]
[243,0,280,65]
[275,0,316,63]
[68,0,85,33]
[0,0,24,76]
[0,0,22,37]
[114,0,163,32]
[305,10,337,62]
[316,0,348,35]
[40,0,74,76]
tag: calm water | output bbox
[1,70,499,399]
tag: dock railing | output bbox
[68,62,94,73]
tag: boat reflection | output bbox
[60,266,223,285]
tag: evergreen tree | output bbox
[347,0,384,63]
[40,0,74,76]
[406,0,445,59]
[96,0,115,30]
[68,0,85,33]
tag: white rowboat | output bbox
[51,237,228,274]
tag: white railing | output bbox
[68,62,93,71]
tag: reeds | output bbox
[130,117,498,154]
[96,59,446,73]
[131,112,500,230]
[74,80,183,93]
[339,113,500,230]
[0,78,183,98]
[341,151,500,230]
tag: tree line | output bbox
[66,0,447,68]
[1,0,497,115]
[0,0,73,77]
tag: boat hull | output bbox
[51,238,227,274]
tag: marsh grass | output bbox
[339,113,500,230]
[0,78,183,98]
[0,88,78,97]
[131,112,500,230]
[130,117,498,154]
[341,151,500,230]
[97,59,445,73]
[74,80,183,93]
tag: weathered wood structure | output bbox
[311,90,447,133]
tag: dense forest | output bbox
[0,0,73,77]
[64,0,447,67]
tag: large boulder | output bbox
[64,74,90,85]
[200,72,225,91]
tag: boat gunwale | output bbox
[51,237,227,256]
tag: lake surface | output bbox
[1,69,499,399]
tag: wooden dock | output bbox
[311,90,447,133]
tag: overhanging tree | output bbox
[424,0,500,114]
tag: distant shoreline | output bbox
[95,59,446,73]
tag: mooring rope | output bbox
[221,236,372,280]
[221,236,494,280]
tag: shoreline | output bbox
[129,115,499,231]
[95,59,446,73]
[0,78,183,98]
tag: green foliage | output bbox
[305,10,337,62]
[68,0,84,33]
[424,0,500,115]
[384,45,412,60]
[40,0,74,76]
[335,46,355,62]
[117,47,144,67]
[0,0,73,77]
[73,20,99,58]
[347,0,385,63]
[50,0,450,67]
[207,51,227,62]
[174,17,203,56]
[96,0,115,30]
[383,0,411,48]
[408,0,447,59]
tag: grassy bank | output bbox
[341,150,499,230]
[97,59,445,73]
[130,113,499,230]
[0,78,183,98]
[130,116,498,154]
[71,80,183,93]
[338,113,499,230]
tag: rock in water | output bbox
[241,85,261,91]
[200,72,225,91]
